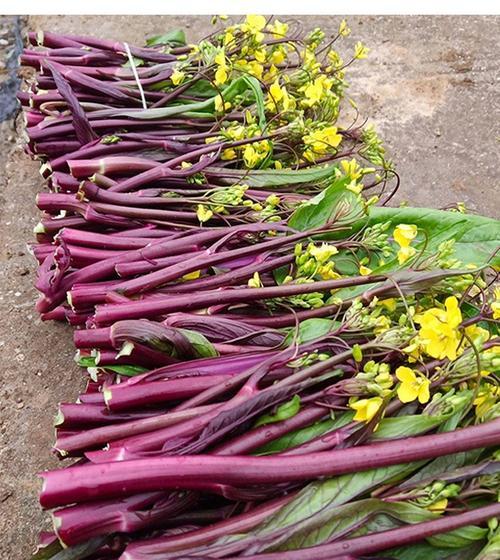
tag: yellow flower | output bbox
[415,296,462,360]
[269,79,284,102]
[395,366,430,404]
[394,224,418,248]
[374,315,391,335]
[253,47,267,63]
[464,324,490,345]
[318,263,341,280]
[303,125,342,162]
[214,50,229,85]
[354,41,370,60]
[397,245,417,265]
[243,140,271,168]
[215,66,228,85]
[338,19,351,37]
[267,19,288,38]
[214,94,231,112]
[359,265,372,276]
[242,15,266,42]
[248,271,263,288]
[223,30,234,46]
[263,64,278,82]
[473,385,499,419]
[427,498,448,512]
[340,158,363,181]
[300,75,331,107]
[350,396,383,423]
[492,286,500,320]
[196,204,213,223]
[221,148,237,160]
[270,47,286,65]
[171,69,185,85]
[380,298,397,312]
[308,243,338,263]
[245,14,266,31]
[182,269,201,281]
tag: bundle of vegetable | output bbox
[18,15,500,560]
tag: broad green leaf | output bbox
[367,207,500,268]
[271,499,435,551]
[370,414,446,441]
[185,79,217,98]
[242,76,266,129]
[116,76,253,119]
[146,29,187,47]
[77,356,147,376]
[402,450,483,487]
[475,527,500,560]
[283,318,337,346]
[254,395,301,427]
[427,525,488,548]
[179,328,218,358]
[208,163,339,188]
[381,541,484,560]
[259,465,421,535]
[255,417,335,455]
[288,177,366,235]
[97,364,148,376]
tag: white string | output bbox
[123,42,147,110]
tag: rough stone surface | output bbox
[0,14,498,558]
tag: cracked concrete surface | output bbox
[0,15,498,558]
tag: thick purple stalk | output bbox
[40,419,500,508]
[213,406,328,455]
[95,274,381,323]
[121,494,294,557]
[69,156,158,177]
[161,253,294,294]
[96,228,336,299]
[38,222,284,312]
[114,251,201,278]
[53,491,197,547]
[55,403,164,429]
[104,375,230,412]
[220,503,500,560]
[54,405,216,457]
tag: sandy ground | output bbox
[0,14,498,558]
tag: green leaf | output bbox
[242,76,267,129]
[427,525,488,548]
[381,541,484,559]
[116,76,253,120]
[283,318,337,346]
[255,418,334,455]
[146,29,186,47]
[209,163,340,188]
[370,414,445,441]
[254,395,301,427]
[97,364,148,377]
[288,177,366,236]
[367,207,500,268]
[269,499,436,552]
[259,465,421,537]
[179,328,218,358]
[402,450,483,488]
[475,527,500,560]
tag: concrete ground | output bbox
[0,14,498,559]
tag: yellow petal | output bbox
[395,366,417,384]
[418,379,431,404]
[397,383,419,403]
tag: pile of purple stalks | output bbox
[18,16,500,560]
